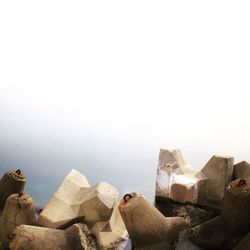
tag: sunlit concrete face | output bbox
[0,1,250,206]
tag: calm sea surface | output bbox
[0,143,157,207]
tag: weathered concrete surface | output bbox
[0,193,36,249]
[156,149,206,204]
[222,177,250,232]
[233,233,250,250]
[234,161,250,179]
[198,154,234,209]
[0,170,26,211]
[190,216,226,248]
[80,182,119,225]
[9,223,97,250]
[9,225,69,250]
[64,223,97,250]
[155,199,219,227]
[189,177,250,249]
[156,149,234,209]
[176,230,204,250]
[38,169,90,228]
[119,193,187,250]
[156,149,193,197]
[92,205,127,249]
[38,169,119,229]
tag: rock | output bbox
[9,223,97,250]
[189,177,250,249]
[92,205,127,249]
[0,170,26,210]
[38,169,119,229]
[234,161,250,179]
[119,193,187,250]
[155,149,234,209]
[233,233,250,250]
[0,193,36,249]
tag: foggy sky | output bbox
[1,1,250,205]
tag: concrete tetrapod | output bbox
[0,170,26,211]
[119,193,187,250]
[92,205,127,249]
[190,177,250,249]
[233,161,250,179]
[0,193,36,249]
[155,149,200,202]
[9,223,97,250]
[80,182,119,225]
[198,154,234,209]
[155,149,234,209]
[38,169,119,229]
[38,169,90,228]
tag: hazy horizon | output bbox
[1,1,250,206]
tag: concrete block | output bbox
[155,149,234,209]
[80,182,119,224]
[9,225,68,250]
[119,193,187,249]
[169,174,200,203]
[38,169,90,228]
[92,205,127,249]
[198,154,234,208]
[156,149,206,204]
[0,193,36,249]
[234,161,250,179]
[0,170,26,210]
[190,177,250,249]
[38,169,119,229]
[222,177,250,232]
[64,223,97,249]
[9,223,97,250]
[190,216,226,248]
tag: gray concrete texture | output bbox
[38,169,119,229]
[156,149,234,209]
[119,193,187,249]
[190,177,250,249]
[0,170,26,211]
[0,193,36,249]
[9,223,97,250]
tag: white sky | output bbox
[1,1,250,167]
